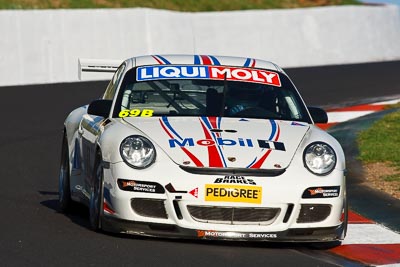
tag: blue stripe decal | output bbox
[217,143,227,167]
[268,119,277,140]
[194,55,201,65]
[246,157,257,168]
[162,116,183,140]
[217,117,222,129]
[103,187,112,204]
[244,58,251,67]
[200,117,215,137]
[201,116,212,129]
[156,55,171,64]
[209,55,221,65]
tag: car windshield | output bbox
[113,66,311,122]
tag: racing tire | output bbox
[341,194,349,240]
[59,134,72,213]
[89,152,104,231]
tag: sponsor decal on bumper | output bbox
[197,230,277,239]
[205,184,262,204]
[302,186,340,198]
[117,179,165,194]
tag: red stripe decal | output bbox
[151,55,164,65]
[251,59,256,68]
[274,124,280,141]
[159,118,174,139]
[159,119,204,167]
[330,244,400,265]
[200,119,223,167]
[181,147,204,167]
[250,150,272,169]
[103,202,115,214]
[208,116,218,129]
[250,123,280,169]
[201,55,212,65]
[208,117,220,137]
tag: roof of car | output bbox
[125,54,284,73]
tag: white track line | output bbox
[343,224,400,245]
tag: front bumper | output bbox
[102,215,345,242]
[102,159,347,242]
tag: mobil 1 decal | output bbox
[136,65,281,87]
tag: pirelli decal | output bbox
[205,184,262,204]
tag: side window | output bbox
[103,64,126,100]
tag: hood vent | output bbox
[180,166,285,177]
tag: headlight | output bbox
[120,135,156,169]
[303,142,336,175]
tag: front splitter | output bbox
[101,215,345,243]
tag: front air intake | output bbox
[131,198,168,219]
[297,204,331,223]
[187,205,280,225]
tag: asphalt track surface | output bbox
[1,60,400,266]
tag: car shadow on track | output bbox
[40,194,91,230]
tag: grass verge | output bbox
[357,108,400,197]
[0,0,361,11]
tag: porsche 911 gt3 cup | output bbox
[59,54,347,245]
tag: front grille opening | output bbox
[131,198,168,219]
[187,205,280,225]
[297,204,331,223]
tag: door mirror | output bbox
[87,100,112,117]
[308,107,328,124]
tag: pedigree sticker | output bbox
[205,184,262,204]
[136,65,281,87]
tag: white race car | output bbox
[59,54,347,245]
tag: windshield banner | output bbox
[136,65,281,87]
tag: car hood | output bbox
[123,117,309,170]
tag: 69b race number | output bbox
[118,109,154,118]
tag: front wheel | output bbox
[89,152,104,231]
[341,195,348,240]
[59,134,72,212]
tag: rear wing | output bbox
[78,58,122,80]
